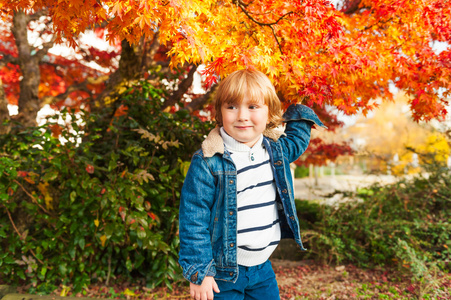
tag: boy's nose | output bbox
[237,108,249,121]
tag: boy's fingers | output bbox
[206,290,214,300]
[191,289,200,300]
[202,291,209,300]
[213,281,220,293]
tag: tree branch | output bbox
[162,65,198,110]
[2,204,46,265]
[0,54,19,68]
[34,36,56,61]
[269,26,282,55]
[238,4,296,26]
[13,179,52,215]
[362,17,394,31]
[340,0,365,15]
[34,17,54,43]
[41,75,109,107]
[29,9,48,21]
[184,84,218,113]
[236,0,290,55]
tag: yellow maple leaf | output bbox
[38,182,53,210]
[100,235,107,247]
[123,288,137,297]
[60,285,71,297]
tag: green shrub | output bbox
[298,165,451,278]
[0,81,213,292]
[294,166,309,178]
[295,199,321,229]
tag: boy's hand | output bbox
[190,276,220,300]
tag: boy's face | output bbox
[221,95,269,148]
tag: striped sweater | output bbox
[220,127,281,267]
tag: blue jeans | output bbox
[214,260,280,300]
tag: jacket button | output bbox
[191,272,198,282]
[290,216,295,220]
[275,161,282,166]
[229,180,234,184]
[229,211,234,215]
[230,243,234,247]
[282,189,288,193]
[229,272,233,276]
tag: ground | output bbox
[33,260,450,300]
[272,260,451,300]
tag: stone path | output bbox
[293,174,400,201]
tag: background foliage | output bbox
[296,161,451,280]
[0,81,213,292]
[341,92,451,175]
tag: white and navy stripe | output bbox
[221,127,281,267]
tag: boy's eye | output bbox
[226,105,237,109]
[249,105,259,109]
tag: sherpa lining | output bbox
[201,127,284,158]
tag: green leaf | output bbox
[108,159,117,172]
[17,269,26,280]
[137,230,146,239]
[68,248,76,259]
[180,161,191,177]
[42,170,58,182]
[78,237,85,250]
[4,257,15,264]
[125,258,133,271]
[59,263,67,275]
[105,224,115,238]
[70,191,77,203]
[70,222,79,234]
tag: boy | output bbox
[179,69,325,300]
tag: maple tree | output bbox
[0,11,119,129]
[0,0,449,154]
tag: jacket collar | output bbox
[202,127,285,158]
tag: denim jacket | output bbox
[178,104,326,285]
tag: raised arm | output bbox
[279,104,327,163]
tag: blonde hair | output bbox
[214,69,283,129]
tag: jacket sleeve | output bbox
[279,104,327,163]
[178,152,217,285]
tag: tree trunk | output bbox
[11,10,41,127]
[94,39,146,109]
[94,36,209,117]
[0,78,10,134]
